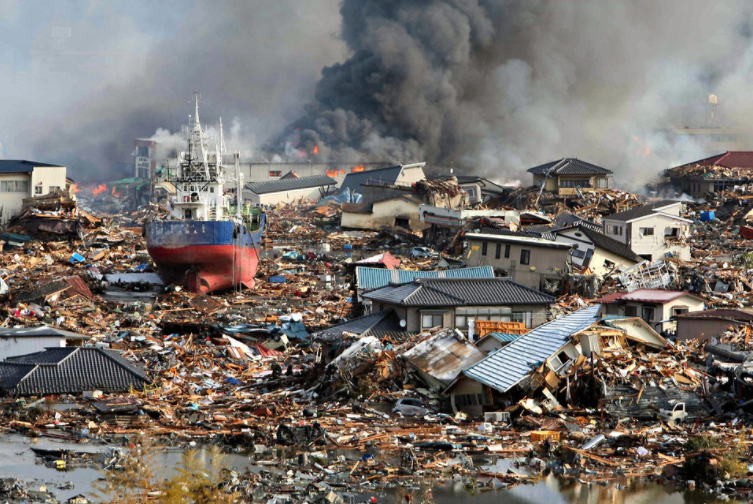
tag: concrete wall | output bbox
[465,237,570,290]
[0,336,65,360]
[341,198,422,232]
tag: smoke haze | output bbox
[3,1,753,188]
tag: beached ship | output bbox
[145,94,264,292]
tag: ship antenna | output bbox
[219,117,226,156]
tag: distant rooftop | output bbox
[674,151,753,170]
[604,200,681,222]
[0,160,63,174]
[245,174,337,195]
[527,158,613,176]
[597,289,704,305]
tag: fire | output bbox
[111,186,123,197]
[312,145,319,154]
[326,169,338,177]
[352,165,365,172]
[92,183,108,196]
[69,183,80,194]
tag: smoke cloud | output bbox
[4,1,753,189]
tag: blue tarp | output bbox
[320,187,363,204]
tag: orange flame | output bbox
[312,145,319,154]
[69,183,79,194]
[92,183,108,196]
[326,169,338,177]
[111,186,123,197]
[352,165,365,173]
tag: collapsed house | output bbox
[0,347,150,396]
[665,151,753,196]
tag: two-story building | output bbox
[527,158,612,195]
[551,225,643,276]
[464,232,571,292]
[0,160,68,225]
[601,200,692,261]
[362,277,554,333]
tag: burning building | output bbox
[665,151,753,196]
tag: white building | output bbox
[0,160,67,225]
[0,326,89,361]
[243,174,337,205]
[601,200,692,262]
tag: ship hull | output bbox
[145,220,263,293]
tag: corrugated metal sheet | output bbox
[356,266,494,291]
[462,305,602,393]
[402,330,486,385]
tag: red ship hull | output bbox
[148,244,260,293]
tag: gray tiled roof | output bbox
[314,310,408,340]
[356,266,495,291]
[604,200,680,222]
[2,347,150,395]
[363,278,555,307]
[0,160,62,174]
[245,175,337,195]
[527,158,612,176]
[461,305,602,393]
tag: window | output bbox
[184,209,192,219]
[455,315,467,328]
[504,244,510,258]
[640,227,654,236]
[665,227,679,237]
[572,249,586,259]
[625,306,637,317]
[495,243,502,259]
[641,306,655,323]
[49,186,60,193]
[269,170,282,177]
[34,185,43,195]
[557,351,571,364]
[455,393,490,408]
[520,249,530,265]
[512,312,533,328]
[673,307,688,316]
[210,187,214,193]
[482,242,488,256]
[603,259,616,269]
[137,145,149,157]
[560,179,592,188]
[0,180,29,193]
[597,177,608,188]
[421,313,443,329]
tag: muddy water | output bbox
[0,433,736,503]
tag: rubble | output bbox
[5,181,753,503]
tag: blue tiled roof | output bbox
[485,332,524,343]
[356,266,495,291]
[462,305,602,393]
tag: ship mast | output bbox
[192,92,210,179]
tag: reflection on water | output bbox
[0,433,739,504]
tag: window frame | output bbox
[520,249,530,265]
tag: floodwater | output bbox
[0,433,737,504]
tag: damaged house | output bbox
[526,158,612,195]
[601,200,692,262]
[665,151,753,196]
[243,174,337,205]
[464,232,571,293]
[0,326,89,360]
[446,305,603,417]
[0,347,150,396]
[597,289,705,332]
[400,329,486,391]
[551,225,643,276]
[339,163,426,204]
[362,277,554,333]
